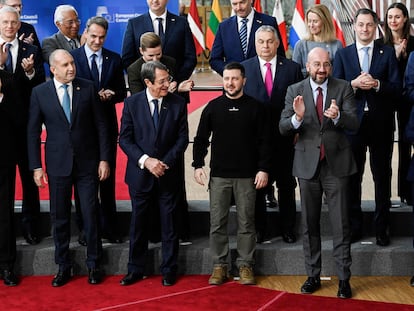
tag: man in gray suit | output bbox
[279,47,358,299]
[42,4,81,65]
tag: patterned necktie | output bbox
[90,53,100,90]
[69,39,76,50]
[240,18,248,58]
[361,46,370,73]
[61,84,71,123]
[316,87,325,160]
[156,17,165,44]
[5,43,12,73]
[264,63,273,97]
[152,99,159,129]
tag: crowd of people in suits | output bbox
[0,0,414,301]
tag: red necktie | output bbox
[265,62,273,97]
[316,87,325,160]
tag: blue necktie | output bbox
[61,84,71,123]
[5,43,12,73]
[156,17,165,44]
[90,53,100,90]
[152,99,159,129]
[361,47,370,73]
[240,18,248,58]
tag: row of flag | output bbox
[187,0,346,56]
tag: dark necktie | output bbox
[5,43,12,73]
[90,53,100,90]
[61,84,71,123]
[316,87,325,160]
[156,17,165,44]
[240,18,248,58]
[69,39,76,50]
[152,99,159,129]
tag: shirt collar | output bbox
[0,37,18,46]
[356,41,374,51]
[149,10,167,21]
[146,88,163,104]
[84,44,102,59]
[258,56,277,68]
[53,78,73,90]
[237,9,254,24]
[309,78,328,93]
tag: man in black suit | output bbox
[333,8,402,246]
[280,47,358,299]
[0,6,45,245]
[242,25,302,244]
[119,61,189,287]
[70,16,126,244]
[0,0,41,48]
[27,49,111,287]
[0,67,20,286]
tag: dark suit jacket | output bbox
[127,55,176,95]
[42,32,81,64]
[279,77,359,179]
[19,22,41,49]
[333,41,402,128]
[121,11,196,82]
[210,12,286,76]
[119,91,189,192]
[406,106,414,181]
[70,46,126,141]
[27,78,111,177]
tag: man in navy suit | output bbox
[0,0,41,48]
[119,61,188,287]
[210,0,285,76]
[71,16,126,244]
[0,6,45,245]
[27,49,111,287]
[242,25,302,244]
[333,8,402,246]
[121,0,196,88]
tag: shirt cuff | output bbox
[138,154,149,169]
[291,114,303,129]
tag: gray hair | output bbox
[0,5,19,18]
[255,25,280,41]
[49,49,72,67]
[86,16,108,32]
[141,61,168,84]
[54,4,78,24]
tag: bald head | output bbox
[306,47,332,84]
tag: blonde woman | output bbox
[292,4,343,77]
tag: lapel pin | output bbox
[76,87,80,90]
[171,18,175,22]
[256,20,262,24]
[379,50,383,54]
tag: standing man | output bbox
[279,47,358,299]
[0,0,41,48]
[0,66,20,286]
[121,0,196,89]
[0,6,45,245]
[333,8,402,246]
[42,5,81,65]
[209,0,285,76]
[242,25,302,243]
[27,49,110,287]
[119,61,188,287]
[193,62,270,286]
[71,16,126,244]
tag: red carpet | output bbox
[1,275,413,311]
[16,91,221,201]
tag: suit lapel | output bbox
[248,13,263,56]
[101,49,110,87]
[304,79,320,126]
[164,12,177,48]
[48,81,70,125]
[71,80,81,126]
[251,57,267,100]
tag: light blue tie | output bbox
[61,84,71,123]
[240,18,248,58]
[361,47,370,73]
[152,99,159,129]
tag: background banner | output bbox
[21,1,179,54]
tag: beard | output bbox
[224,86,243,98]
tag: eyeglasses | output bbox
[61,19,81,27]
[310,62,332,69]
[154,75,173,85]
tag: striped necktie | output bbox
[240,18,248,58]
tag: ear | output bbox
[143,78,151,87]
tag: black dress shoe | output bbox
[337,279,352,299]
[265,194,278,209]
[410,276,414,286]
[282,232,296,243]
[120,272,143,286]
[52,269,72,287]
[24,233,40,245]
[256,232,264,244]
[78,231,87,246]
[162,273,176,286]
[88,268,103,285]
[376,234,390,247]
[1,269,19,286]
[300,277,321,294]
